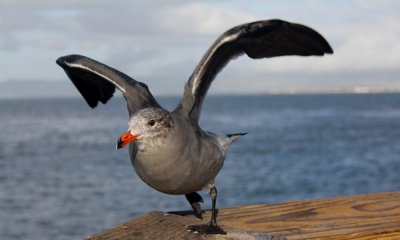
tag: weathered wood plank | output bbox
[86,191,400,239]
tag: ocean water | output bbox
[1,93,400,239]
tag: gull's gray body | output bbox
[128,108,227,195]
[56,19,333,232]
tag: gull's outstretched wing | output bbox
[175,19,333,121]
[56,55,160,116]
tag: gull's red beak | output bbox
[116,132,140,149]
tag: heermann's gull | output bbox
[56,19,333,234]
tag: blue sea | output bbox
[1,94,400,239]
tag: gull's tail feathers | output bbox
[222,133,248,150]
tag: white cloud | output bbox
[157,2,256,36]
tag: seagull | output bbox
[56,19,333,234]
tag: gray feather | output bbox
[175,19,333,122]
[56,55,160,116]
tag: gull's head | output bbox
[116,108,173,149]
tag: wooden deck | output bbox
[86,191,400,239]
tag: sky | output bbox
[1,0,400,97]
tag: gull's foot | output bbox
[187,224,227,235]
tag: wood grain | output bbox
[86,191,400,239]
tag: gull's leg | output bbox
[187,183,226,234]
[209,184,218,227]
[185,192,203,219]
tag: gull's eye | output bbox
[148,119,156,126]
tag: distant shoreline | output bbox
[1,80,400,100]
[1,89,400,100]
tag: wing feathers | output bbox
[62,63,116,108]
[58,20,332,120]
[176,19,333,121]
[56,55,160,115]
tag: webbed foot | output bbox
[187,224,226,235]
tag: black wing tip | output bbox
[312,32,334,55]
[290,20,334,55]
[239,19,334,57]
[56,54,110,109]
[55,56,66,67]
[86,98,99,108]
[325,44,334,54]
[311,43,333,56]
[317,42,334,56]
[56,54,87,67]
